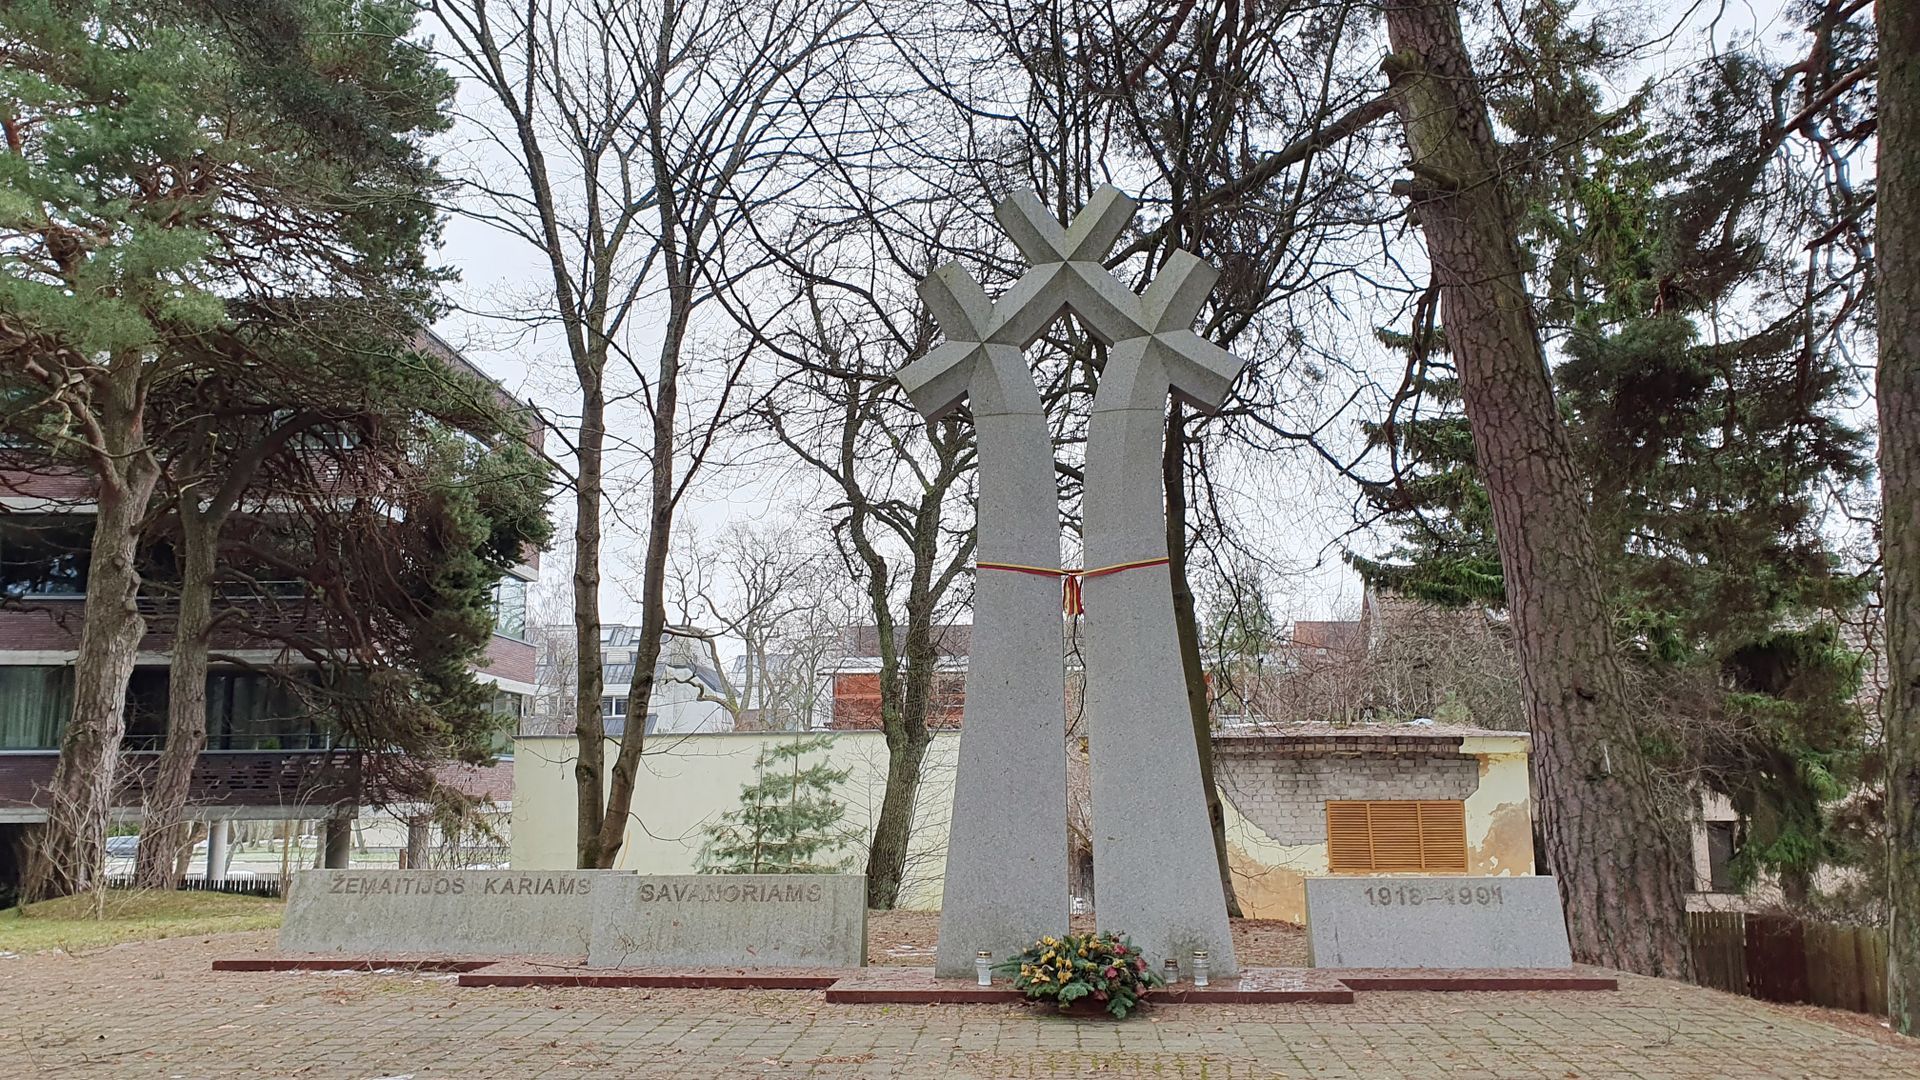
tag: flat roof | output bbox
[1213,721,1528,742]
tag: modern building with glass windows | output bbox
[0,332,540,890]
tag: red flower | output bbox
[1113,945,1127,956]
[1133,958,1146,971]
[1103,966,1118,979]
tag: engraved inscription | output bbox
[325,874,591,898]
[634,881,824,904]
[1363,884,1506,908]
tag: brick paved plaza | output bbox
[4,931,1919,1078]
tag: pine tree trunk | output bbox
[1164,404,1243,917]
[572,365,608,867]
[405,816,430,870]
[1878,0,1920,1036]
[1382,0,1689,976]
[133,507,217,889]
[23,385,158,901]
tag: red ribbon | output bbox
[976,556,1171,616]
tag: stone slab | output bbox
[212,957,497,973]
[587,875,866,970]
[1306,876,1574,969]
[1328,967,1617,991]
[459,966,845,989]
[822,966,1353,1005]
[279,869,625,957]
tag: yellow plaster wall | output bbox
[511,731,960,910]
[514,731,1533,923]
[1223,735,1534,922]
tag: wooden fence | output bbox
[1686,911,1888,1016]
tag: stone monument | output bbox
[1305,876,1575,969]
[899,186,1243,977]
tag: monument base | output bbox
[824,967,1356,1005]
[1306,875,1575,969]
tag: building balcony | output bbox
[0,747,364,822]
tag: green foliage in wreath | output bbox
[997,931,1162,1018]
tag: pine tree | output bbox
[1,0,459,898]
[1358,1,1871,905]
[699,736,854,875]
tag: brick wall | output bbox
[830,672,965,729]
[480,635,536,686]
[1215,745,1480,845]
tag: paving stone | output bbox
[5,930,1918,1078]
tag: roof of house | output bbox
[603,659,726,694]
[1288,620,1365,652]
[837,623,972,659]
[1213,720,1528,754]
[434,760,514,802]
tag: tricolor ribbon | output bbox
[975,556,1171,616]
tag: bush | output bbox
[1000,930,1161,1018]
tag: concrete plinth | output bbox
[1305,876,1575,969]
[588,875,867,969]
[279,869,627,956]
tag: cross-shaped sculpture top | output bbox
[898,185,1245,420]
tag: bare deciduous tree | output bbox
[661,523,852,732]
[435,0,866,866]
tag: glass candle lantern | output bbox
[975,949,993,987]
[1162,957,1180,985]
[1192,949,1211,988]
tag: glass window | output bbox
[209,671,321,750]
[0,519,92,597]
[0,666,72,749]
[490,577,528,641]
[601,695,627,718]
[489,690,525,752]
[123,669,169,750]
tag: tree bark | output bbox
[1879,0,1920,1036]
[1164,403,1243,916]
[573,364,608,867]
[23,359,158,903]
[587,212,692,865]
[133,506,216,888]
[1382,0,1690,976]
[405,816,431,870]
[863,444,948,909]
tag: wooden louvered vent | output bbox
[1326,800,1469,873]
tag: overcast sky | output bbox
[421,0,1816,641]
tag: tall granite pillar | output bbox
[1080,254,1245,976]
[900,265,1069,978]
[899,186,1248,977]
